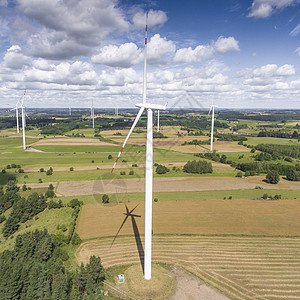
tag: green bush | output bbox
[266,170,280,184]
[155,164,169,174]
[46,169,52,176]
[183,160,212,174]
[102,194,109,204]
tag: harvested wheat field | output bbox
[32,137,113,146]
[56,176,300,196]
[77,199,300,239]
[151,141,248,153]
[76,235,300,300]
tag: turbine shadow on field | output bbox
[111,204,144,273]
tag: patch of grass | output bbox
[0,207,73,252]
[246,137,299,146]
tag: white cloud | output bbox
[91,34,176,67]
[92,43,142,68]
[16,0,130,59]
[213,36,240,53]
[296,47,300,56]
[2,45,32,69]
[174,45,215,63]
[253,64,295,77]
[132,9,167,29]
[248,0,298,18]
[174,36,239,63]
[99,68,139,86]
[147,34,176,65]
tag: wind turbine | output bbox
[111,12,166,280]
[156,110,160,132]
[91,99,94,129]
[208,104,217,151]
[7,91,27,133]
[19,92,27,150]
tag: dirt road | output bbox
[53,176,300,197]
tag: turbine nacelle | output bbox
[136,102,167,111]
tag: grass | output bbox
[14,164,238,184]
[98,189,300,204]
[246,137,300,146]
[0,207,74,252]
[0,136,39,148]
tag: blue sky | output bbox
[0,0,299,109]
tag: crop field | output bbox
[0,116,299,300]
[246,137,300,146]
[76,235,300,300]
[77,199,300,240]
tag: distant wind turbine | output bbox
[157,110,160,132]
[18,91,27,150]
[91,100,94,129]
[7,91,26,133]
[208,104,217,151]
[111,12,166,280]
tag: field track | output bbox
[76,235,300,300]
[55,176,300,196]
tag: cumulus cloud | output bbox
[253,64,295,77]
[174,36,239,63]
[248,0,299,18]
[296,47,300,55]
[213,36,240,53]
[147,34,176,65]
[16,0,130,59]
[92,43,142,68]
[132,9,167,29]
[3,45,32,69]
[92,34,175,67]
[99,68,139,86]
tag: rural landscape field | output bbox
[0,108,299,299]
[1,1,300,299]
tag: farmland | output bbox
[0,109,299,299]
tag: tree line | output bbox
[0,229,105,299]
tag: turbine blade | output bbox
[25,112,31,120]
[111,107,144,173]
[208,106,212,116]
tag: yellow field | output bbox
[31,137,113,146]
[76,235,300,300]
[77,199,300,240]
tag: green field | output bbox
[246,136,300,146]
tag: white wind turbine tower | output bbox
[208,104,217,151]
[8,91,26,133]
[91,100,95,129]
[111,12,166,280]
[157,110,160,132]
[19,92,27,150]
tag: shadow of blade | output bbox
[110,214,129,248]
[131,215,144,273]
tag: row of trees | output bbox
[183,160,212,174]
[258,130,299,139]
[254,144,300,159]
